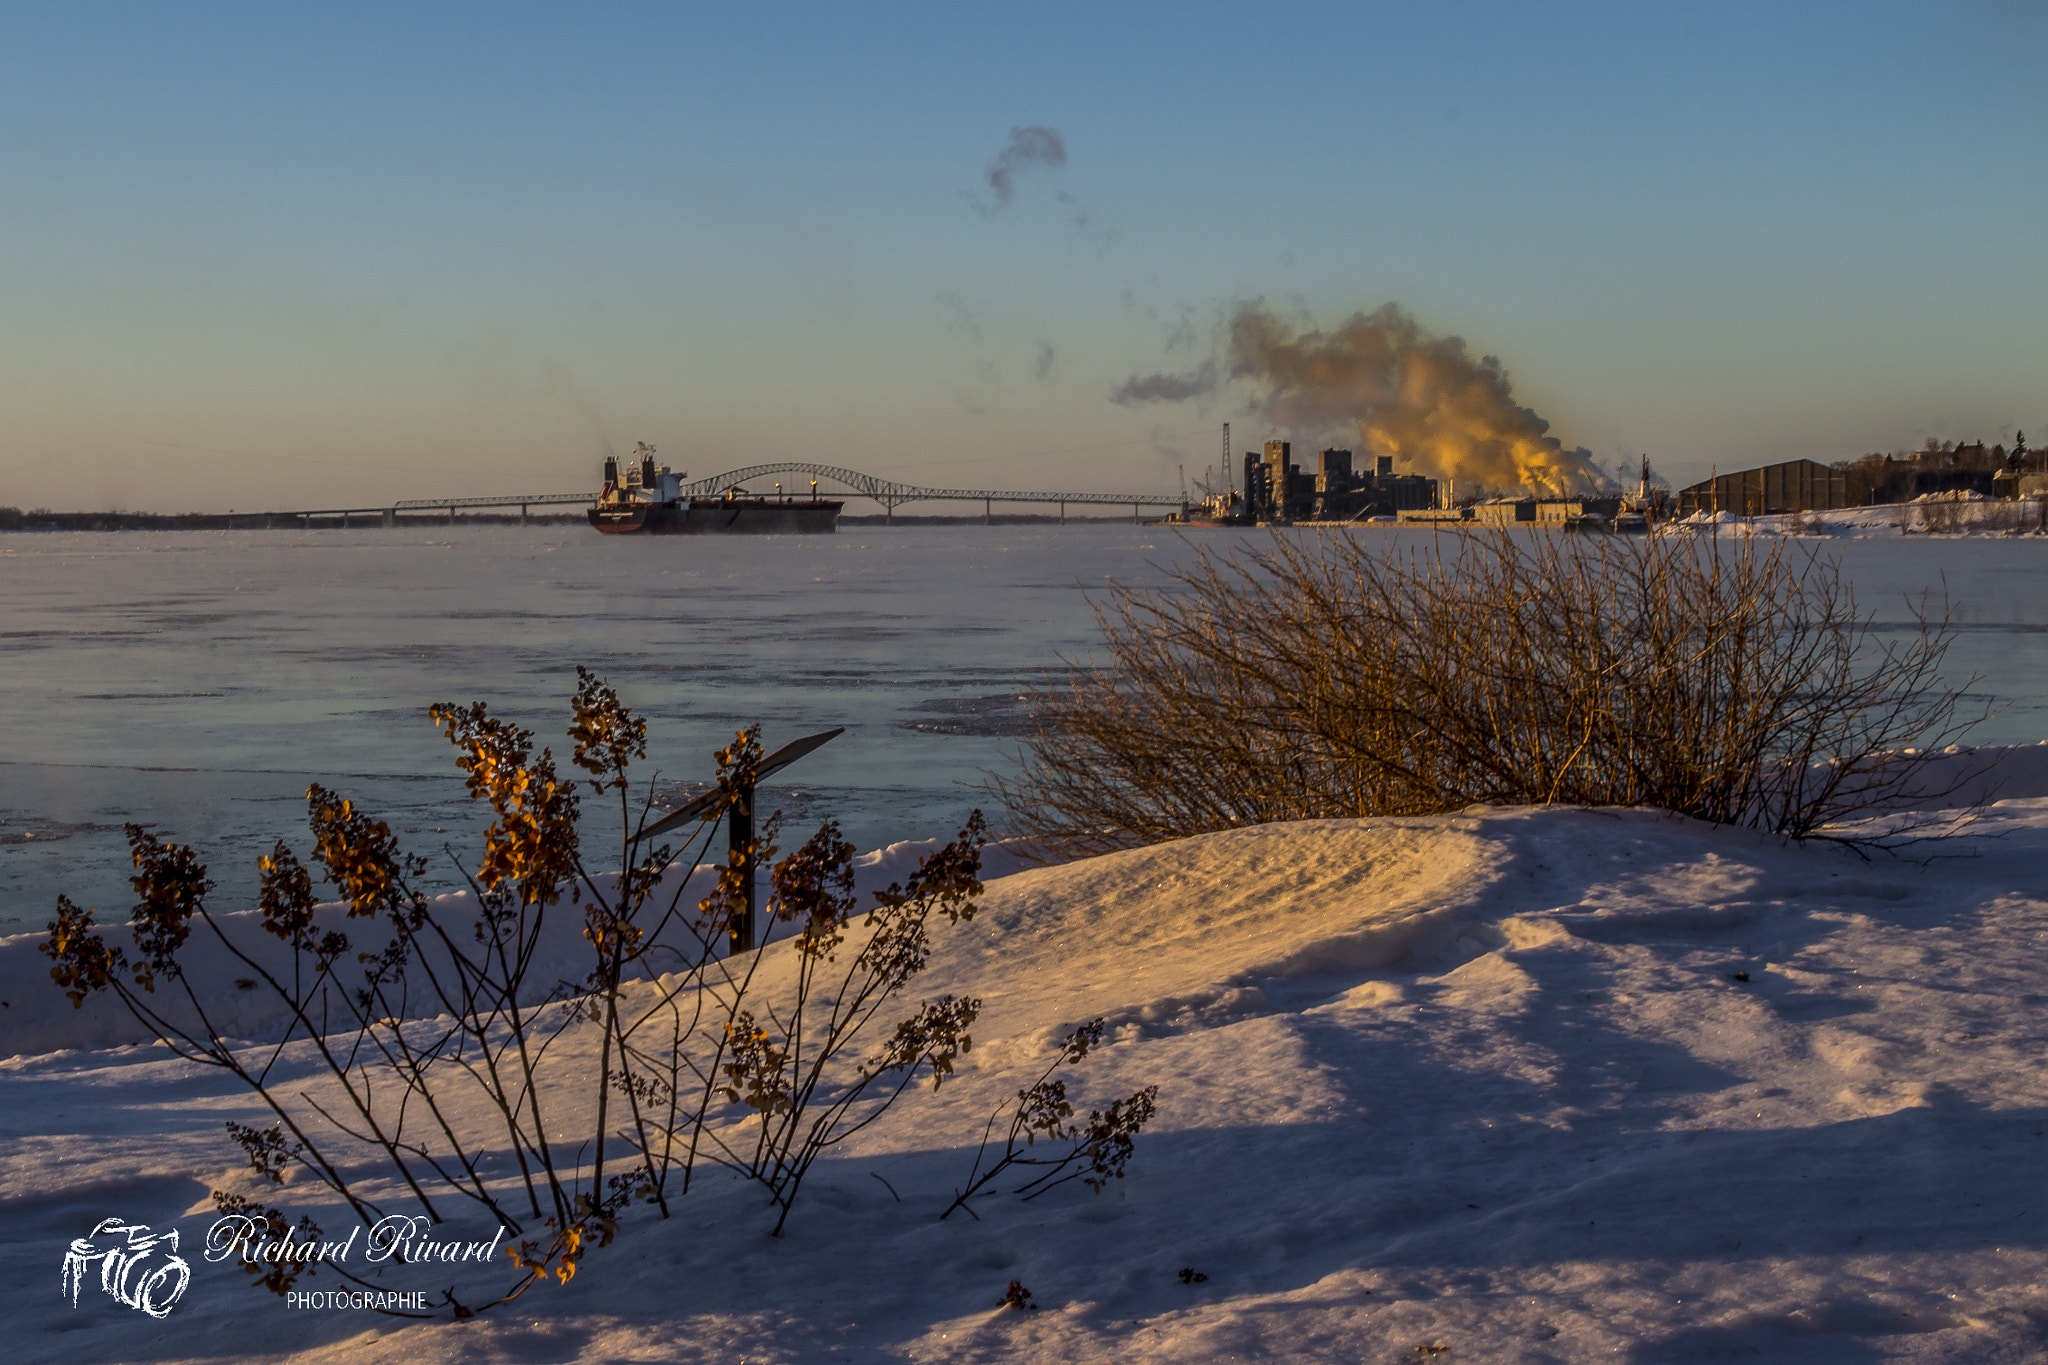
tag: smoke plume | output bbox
[975,126,1066,216]
[539,358,612,450]
[1235,303,1609,496]
[1111,361,1218,406]
[1114,303,1611,497]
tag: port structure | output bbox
[229,463,1184,528]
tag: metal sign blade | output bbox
[640,789,724,840]
[637,728,844,840]
[757,727,845,782]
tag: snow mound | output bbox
[1665,498,2044,538]
[9,803,2048,1362]
[0,833,1044,1057]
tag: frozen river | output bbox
[2,523,2043,933]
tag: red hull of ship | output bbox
[587,499,842,535]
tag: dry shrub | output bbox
[997,529,1982,850]
[45,673,991,1316]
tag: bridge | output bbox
[679,461,1182,523]
[238,462,1187,527]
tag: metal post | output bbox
[728,779,755,955]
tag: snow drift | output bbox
[6,793,2048,1362]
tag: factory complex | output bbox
[1182,440,1625,529]
[1180,438,2048,531]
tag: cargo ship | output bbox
[588,443,842,535]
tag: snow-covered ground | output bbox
[8,753,2048,1362]
[1672,491,2048,538]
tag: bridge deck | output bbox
[248,461,1186,521]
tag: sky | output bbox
[0,1,2042,512]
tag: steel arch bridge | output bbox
[679,462,1181,520]
[243,462,1186,526]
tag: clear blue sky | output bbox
[1,1,2041,510]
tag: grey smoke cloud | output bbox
[976,126,1067,216]
[935,291,982,342]
[1034,342,1057,383]
[967,126,1110,243]
[1110,361,1217,406]
[539,358,611,447]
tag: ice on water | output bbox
[0,524,1165,930]
[4,523,2048,1362]
[5,522,2046,933]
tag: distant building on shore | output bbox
[1464,496,1623,525]
[1677,459,1853,517]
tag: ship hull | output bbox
[587,499,843,535]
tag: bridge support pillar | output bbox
[984,498,990,525]
[383,508,394,529]
[1133,502,1139,525]
[1059,499,1065,525]
[302,513,310,529]
[447,505,455,526]
[520,503,529,526]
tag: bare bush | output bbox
[941,1019,1159,1221]
[996,529,1983,851]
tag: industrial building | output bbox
[1241,441,1438,523]
[1464,496,1624,525]
[1676,459,1852,517]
